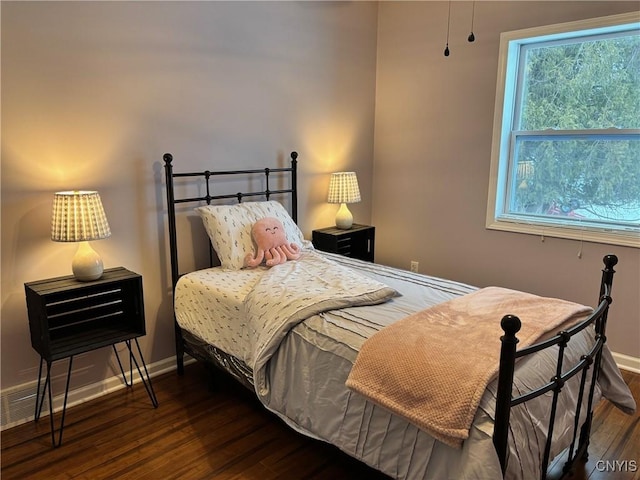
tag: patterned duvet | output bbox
[174,251,635,480]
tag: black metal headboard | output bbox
[163,151,299,289]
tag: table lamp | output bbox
[328,172,361,229]
[51,191,111,281]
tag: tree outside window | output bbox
[487,13,640,247]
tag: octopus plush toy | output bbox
[244,217,302,268]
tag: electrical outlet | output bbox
[410,261,419,273]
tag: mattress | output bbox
[173,251,635,480]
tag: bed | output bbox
[162,151,635,480]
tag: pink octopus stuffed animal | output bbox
[244,217,302,268]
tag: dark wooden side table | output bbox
[24,267,158,447]
[312,224,375,262]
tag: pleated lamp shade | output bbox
[51,191,111,281]
[327,172,361,229]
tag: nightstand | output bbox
[24,267,158,447]
[312,224,375,262]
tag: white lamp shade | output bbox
[327,172,361,204]
[328,172,360,229]
[51,191,111,281]
[51,191,111,242]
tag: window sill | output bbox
[486,219,640,248]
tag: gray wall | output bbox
[373,1,639,359]
[1,1,379,392]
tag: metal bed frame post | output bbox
[291,151,298,223]
[577,254,617,462]
[163,153,186,375]
[163,153,179,289]
[493,314,521,474]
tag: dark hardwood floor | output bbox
[1,363,638,480]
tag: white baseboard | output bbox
[1,355,195,431]
[611,351,640,374]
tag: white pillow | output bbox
[195,204,255,270]
[238,201,312,251]
[196,201,312,271]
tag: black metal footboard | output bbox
[493,254,618,480]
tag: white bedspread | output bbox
[242,251,398,398]
[174,267,266,362]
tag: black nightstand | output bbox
[312,224,375,262]
[24,267,158,447]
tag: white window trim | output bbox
[486,11,640,249]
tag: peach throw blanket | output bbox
[345,286,592,449]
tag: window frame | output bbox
[486,11,640,248]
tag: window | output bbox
[486,12,640,247]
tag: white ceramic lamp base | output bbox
[335,203,354,230]
[72,241,104,281]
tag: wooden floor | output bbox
[1,363,638,480]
